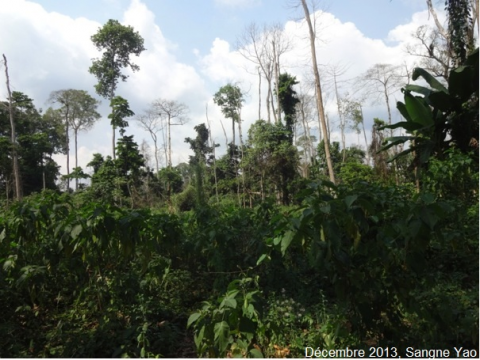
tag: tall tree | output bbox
[152,99,189,168]
[299,0,336,183]
[68,91,100,190]
[295,87,316,167]
[405,25,452,81]
[2,54,21,200]
[49,89,99,191]
[89,19,145,160]
[323,63,349,162]
[214,84,245,204]
[135,108,163,175]
[185,123,214,207]
[356,63,407,183]
[1,93,64,196]
[277,72,300,144]
[214,84,244,151]
[340,95,370,165]
[236,23,291,123]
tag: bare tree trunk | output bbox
[270,89,278,123]
[273,40,281,123]
[258,67,262,120]
[75,129,78,191]
[219,118,228,149]
[112,123,116,161]
[152,132,159,177]
[426,0,449,39]
[167,114,172,167]
[65,117,70,191]
[3,54,22,200]
[298,1,335,183]
[332,72,346,162]
[161,117,168,167]
[237,107,246,208]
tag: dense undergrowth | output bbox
[0,176,477,357]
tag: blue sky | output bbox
[0,0,443,178]
[34,0,427,64]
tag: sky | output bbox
[0,0,445,178]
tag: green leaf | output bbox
[187,312,201,328]
[319,203,331,214]
[221,297,237,309]
[280,230,294,256]
[249,348,264,358]
[412,67,448,93]
[397,101,413,123]
[214,321,230,354]
[344,195,358,208]
[273,236,282,246]
[194,325,205,348]
[404,92,433,126]
[383,120,423,132]
[256,254,269,266]
[70,224,82,239]
[405,84,432,98]
[380,136,415,153]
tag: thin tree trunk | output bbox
[332,72,346,162]
[75,129,78,191]
[42,156,46,191]
[273,40,281,123]
[112,123,116,161]
[152,132,159,178]
[270,90,278,123]
[2,54,22,200]
[66,119,70,191]
[300,1,335,183]
[168,114,172,167]
[266,77,272,123]
[237,108,246,208]
[300,105,309,163]
[258,67,262,120]
[220,118,228,148]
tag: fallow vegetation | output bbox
[0,0,478,357]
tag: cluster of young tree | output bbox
[0,0,478,357]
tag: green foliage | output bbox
[423,147,478,202]
[213,84,244,123]
[261,179,478,350]
[0,92,64,197]
[0,192,185,357]
[109,96,134,136]
[383,48,478,167]
[277,72,300,142]
[188,277,262,358]
[185,123,214,208]
[446,0,476,64]
[89,19,146,100]
[157,167,183,195]
[246,120,299,205]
